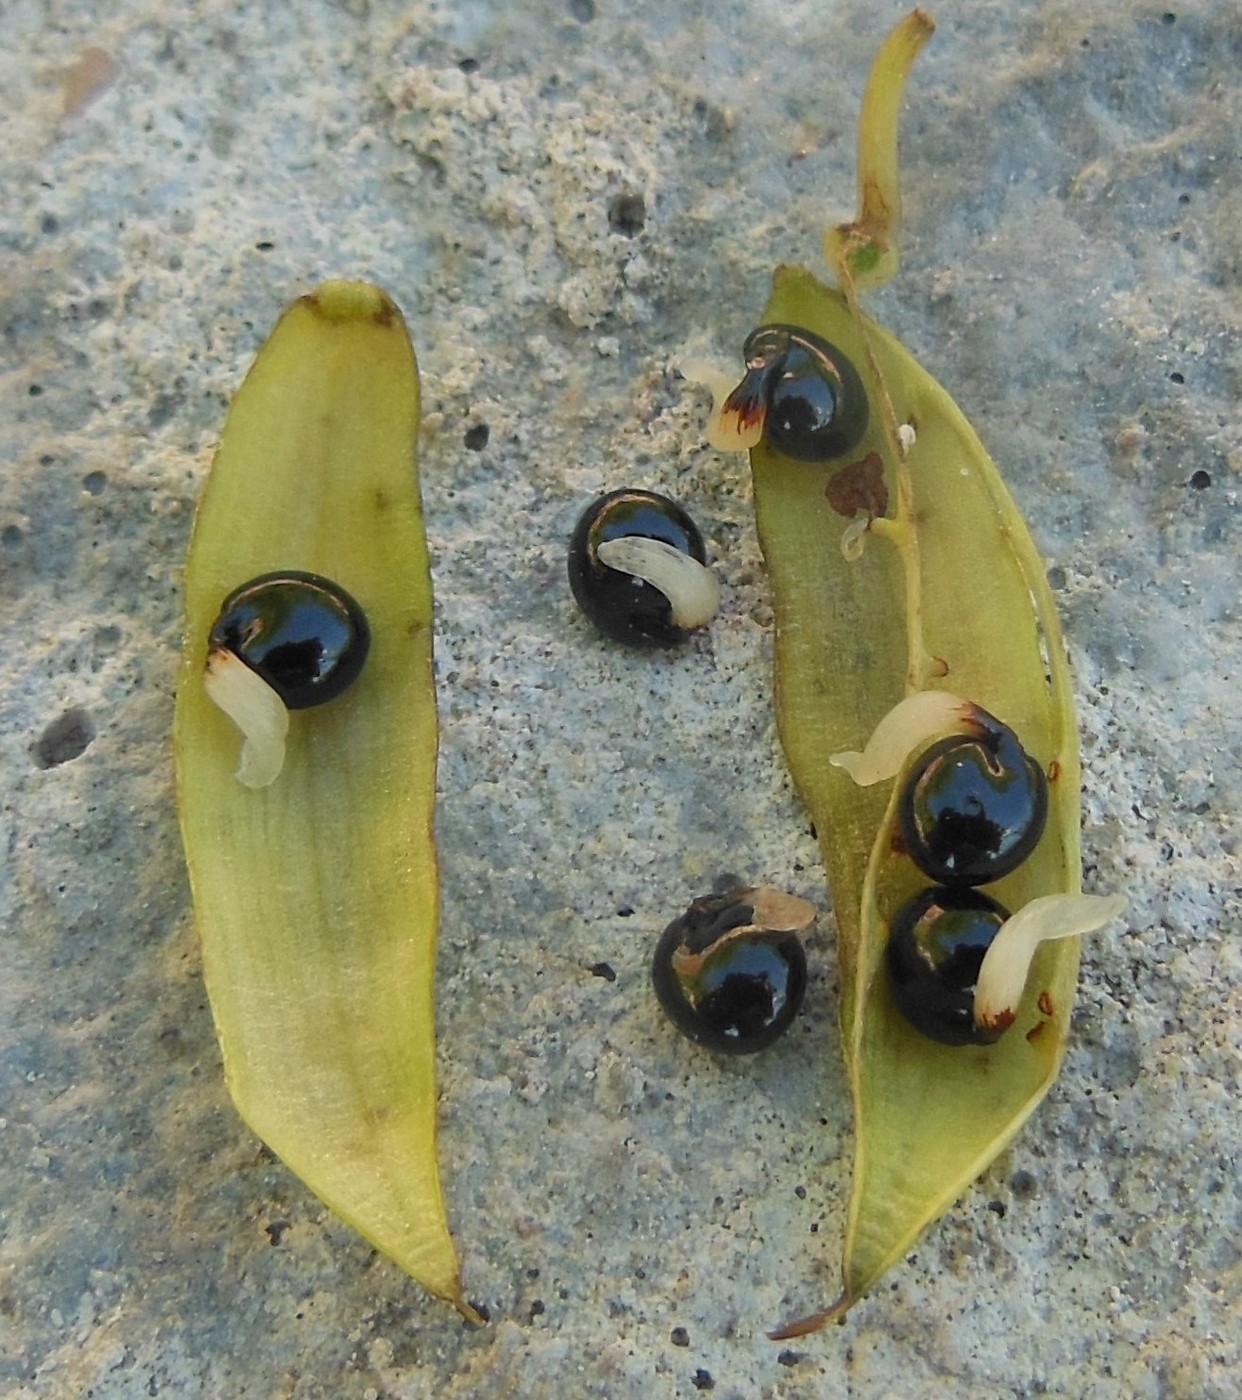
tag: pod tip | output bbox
[767,1289,855,1340]
[304,279,398,326]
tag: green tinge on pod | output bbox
[703,12,1124,1334]
[174,280,473,1318]
[755,264,1082,1332]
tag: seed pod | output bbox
[701,12,1124,1334]
[174,281,473,1318]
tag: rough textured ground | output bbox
[2,1,1239,1396]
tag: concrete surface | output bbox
[1,1,1238,1396]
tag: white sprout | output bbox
[596,536,722,630]
[203,648,289,788]
[830,690,977,785]
[974,893,1128,1034]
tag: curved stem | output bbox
[824,8,935,289]
[828,10,937,693]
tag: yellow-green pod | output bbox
[173,280,473,1318]
[704,12,1123,1333]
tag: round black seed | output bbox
[209,570,370,709]
[651,891,808,1054]
[734,324,869,462]
[887,886,1011,1046]
[898,723,1048,886]
[567,488,707,647]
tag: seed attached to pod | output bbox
[719,324,869,463]
[210,570,371,709]
[888,886,1127,1048]
[203,570,371,788]
[887,886,1011,1047]
[898,717,1048,887]
[700,12,1132,1336]
[651,885,814,1054]
[176,279,472,1316]
[567,488,720,646]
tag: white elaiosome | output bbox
[681,358,764,453]
[203,647,289,788]
[830,689,975,785]
[974,893,1128,1032]
[596,536,722,630]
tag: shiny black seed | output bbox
[651,891,808,1054]
[209,570,370,709]
[887,886,1010,1046]
[567,488,706,647]
[898,723,1048,886]
[738,324,869,462]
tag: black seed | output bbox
[898,719,1048,885]
[670,1326,690,1347]
[727,324,869,463]
[464,422,490,450]
[567,488,708,647]
[651,891,807,1054]
[886,886,1010,1046]
[209,571,370,710]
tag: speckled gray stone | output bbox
[2,2,1239,1397]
